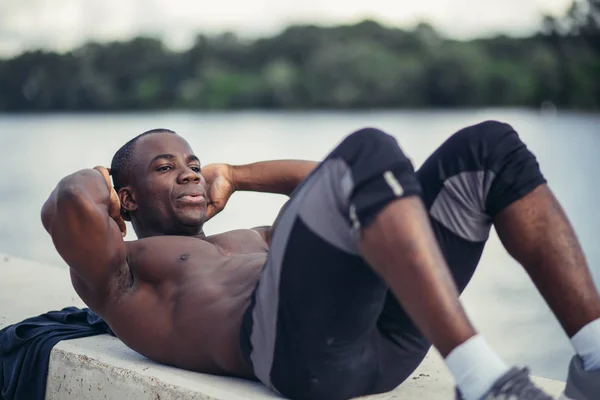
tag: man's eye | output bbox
[190,166,201,173]
[156,166,172,172]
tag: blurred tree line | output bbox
[0,0,598,111]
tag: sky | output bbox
[0,0,574,57]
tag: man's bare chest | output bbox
[124,230,267,283]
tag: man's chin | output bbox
[176,213,206,230]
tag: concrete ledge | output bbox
[0,254,565,399]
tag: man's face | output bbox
[127,132,208,235]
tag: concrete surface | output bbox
[0,254,566,399]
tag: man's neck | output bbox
[132,223,206,239]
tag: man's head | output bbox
[111,129,208,238]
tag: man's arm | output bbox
[41,168,127,309]
[203,160,318,243]
[203,160,318,222]
[231,160,319,196]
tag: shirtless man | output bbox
[42,123,600,400]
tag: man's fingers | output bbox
[108,200,127,237]
[117,217,127,237]
[93,166,112,186]
[93,165,108,176]
[94,166,125,236]
[110,213,127,237]
[107,204,127,237]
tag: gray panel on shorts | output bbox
[429,170,495,242]
[297,159,359,255]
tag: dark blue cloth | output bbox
[0,307,114,400]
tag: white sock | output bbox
[571,318,600,372]
[445,335,510,400]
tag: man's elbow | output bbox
[41,185,89,233]
[55,185,91,213]
[40,186,66,233]
[41,196,55,233]
[41,169,107,234]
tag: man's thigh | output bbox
[241,127,434,399]
[240,160,388,400]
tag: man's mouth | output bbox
[178,194,206,204]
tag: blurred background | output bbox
[0,0,599,384]
[0,0,599,110]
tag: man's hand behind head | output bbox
[94,166,127,237]
[202,163,235,222]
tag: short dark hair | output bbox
[110,128,176,191]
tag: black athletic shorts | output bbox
[239,121,547,400]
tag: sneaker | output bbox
[559,355,600,400]
[456,367,554,400]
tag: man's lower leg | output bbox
[358,197,474,356]
[494,184,600,372]
[358,197,509,400]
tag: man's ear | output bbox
[118,187,137,222]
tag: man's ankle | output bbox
[571,318,600,372]
[445,335,510,400]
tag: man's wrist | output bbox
[228,164,239,192]
[229,163,257,193]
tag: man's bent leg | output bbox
[418,119,600,396]
[360,121,534,360]
[372,120,510,393]
[240,128,425,400]
[427,119,600,398]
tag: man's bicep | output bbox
[50,187,127,294]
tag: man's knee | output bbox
[449,120,522,159]
[467,120,515,137]
[339,127,401,155]
[326,128,423,230]
[333,127,413,175]
[447,120,546,216]
[344,127,393,144]
[436,119,537,180]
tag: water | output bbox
[0,109,598,381]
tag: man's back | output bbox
[86,230,267,378]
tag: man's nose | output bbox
[178,167,201,184]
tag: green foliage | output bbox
[0,1,598,110]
